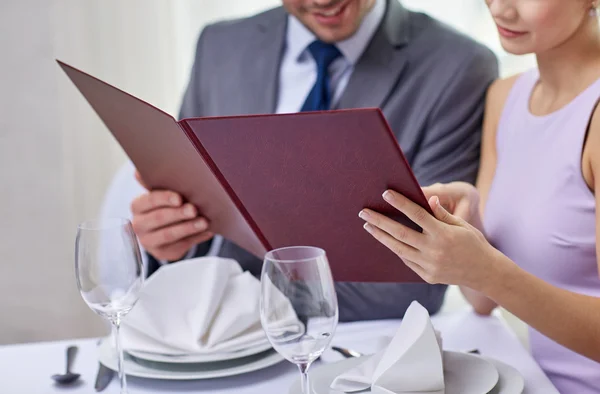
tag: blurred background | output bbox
[0,0,535,345]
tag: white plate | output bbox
[483,357,525,394]
[98,338,285,380]
[126,340,273,363]
[289,351,500,394]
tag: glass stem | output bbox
[112,316,127,394]
[298,362,311,394]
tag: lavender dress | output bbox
[484,70,600,393]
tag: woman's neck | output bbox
[536,18,600,95]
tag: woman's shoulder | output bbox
[486,74,522,110]
[483,73,526,128]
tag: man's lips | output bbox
[312,1,350,25]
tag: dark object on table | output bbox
[51,345,81,385]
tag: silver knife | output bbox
[94,363,115,392]
[331,346,363,358]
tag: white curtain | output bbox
[1,0,534,343]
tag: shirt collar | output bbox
[285,0,386,66]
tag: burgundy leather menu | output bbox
[57,60,432,283]
[57,60,265,259]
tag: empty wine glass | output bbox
[75,218,144,394]
[260,246,338,394]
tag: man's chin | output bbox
[311,25,357,43]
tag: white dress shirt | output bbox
[276,0,385,114]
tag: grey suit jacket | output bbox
[163,0,498,322]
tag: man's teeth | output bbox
[321,7,342,16]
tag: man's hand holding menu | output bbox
[130,172,213,262]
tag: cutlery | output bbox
[94,338,115,391]
[330,346,480,359]
[94,362,115,392]
[51,345,81,385]
[331,346,363,358]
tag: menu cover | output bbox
[57,60,432,283]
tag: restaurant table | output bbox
[0,309,558,394]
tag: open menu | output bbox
[57,60,432,283]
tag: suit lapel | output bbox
[336,0,411,110]
[238,9,287,114]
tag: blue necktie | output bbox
[300,40,342,112]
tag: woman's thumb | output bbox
[429,196,460,225]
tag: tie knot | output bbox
[307,40,342,69]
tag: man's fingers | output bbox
[132,204,198,233]
[139,218,209,249]
[152,231,215,262]
[131,191,183,215]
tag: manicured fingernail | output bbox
[194,219,207,230]
[363,223,374,233]
[170,195,181,206]
[184,205,196,217]
[359,210,369,220]
[382,190,392,201]
[435,197,441,207]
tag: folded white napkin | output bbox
[331,301,444,394]
[120,257,296,355]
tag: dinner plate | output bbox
[98,338,285,380]
[126,339,273,363]
[483,356,525,394]
[289,351,501,394]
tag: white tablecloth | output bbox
[0,309,558,394]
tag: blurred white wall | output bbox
[0,0,535,344]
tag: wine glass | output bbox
[260,246,338,394]
[75,218,144,394]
